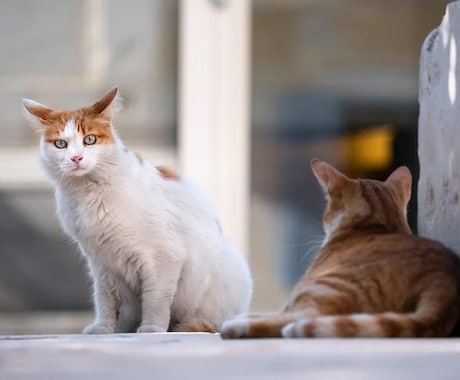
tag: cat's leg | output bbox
[83,268,120,334]
[136,259,182,333]
[175,244,252,333]
[220,313,304,339]
[115,297,141,333]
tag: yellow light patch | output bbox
[346,125,393,172]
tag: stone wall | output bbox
[418,1,460,252]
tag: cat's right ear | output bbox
[22,99,53,131]
[310,159,347,194]
[385,166,412,205]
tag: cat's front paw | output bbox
[220,318,250,339]
[136,324,165,333]
[83,323,114,335]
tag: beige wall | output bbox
[0,0,178,147]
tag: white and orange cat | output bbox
[221,159,460,338]
[22,87,252,334]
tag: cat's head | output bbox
[22,87,120,180]
[310,159,412,243]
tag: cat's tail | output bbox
[282,292,458,338]
[221,291,459,338]
[220,313,303,338]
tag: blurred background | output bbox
[0,0,451,334]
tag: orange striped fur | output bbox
[221,159,460,338]
[156,166,180,181]
[24,87,118,145]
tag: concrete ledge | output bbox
[0,312,93,335]
[1,333,460,379]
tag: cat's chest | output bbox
[56,187,138,238]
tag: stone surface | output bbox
[418,1,460,252]
[1,334,460,379]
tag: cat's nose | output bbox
[71,154,83,164]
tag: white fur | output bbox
[309,316,335,337]
[350,313,390,336]
[281,321,305,338]
[306,283,337,296]
[282,314,384,338]
[22,99,46,127]
[282,317,334,338]
[322,213,343,246]
[32,113,253,334]
[220,318,251,338]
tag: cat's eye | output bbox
[54,139,67,149]
[84,134,97,145]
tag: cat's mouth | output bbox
[67,164,91,176]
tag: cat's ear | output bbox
[22,99,54,130]
[310,159,347,194]
[385,166,412,203]
[88,86,121,121]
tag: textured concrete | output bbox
[1,334,460,379]
[418,1,460,252]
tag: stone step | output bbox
[1,334,460,379]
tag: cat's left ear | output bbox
[310,159,348,194]
[385,166,412,203]
[89,86,121,121]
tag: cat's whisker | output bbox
[55,169,67,185]
[283,235,324,250]
[300,242,322,263]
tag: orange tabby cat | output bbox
[221,159,460,338]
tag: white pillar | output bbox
[178,0,251,253]
[418,1,460,252]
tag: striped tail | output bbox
[221,292,458,339]
[282,295,458,338]
[220,313,302,339]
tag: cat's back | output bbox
[303,232,460,314]
[311,231,460,278]
[121,155,217,220]
[282,231,460,318]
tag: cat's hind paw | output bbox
[136,324,165,333]
[219,318,250,339]
[83,323,114,335]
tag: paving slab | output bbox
[1,333,460,380]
